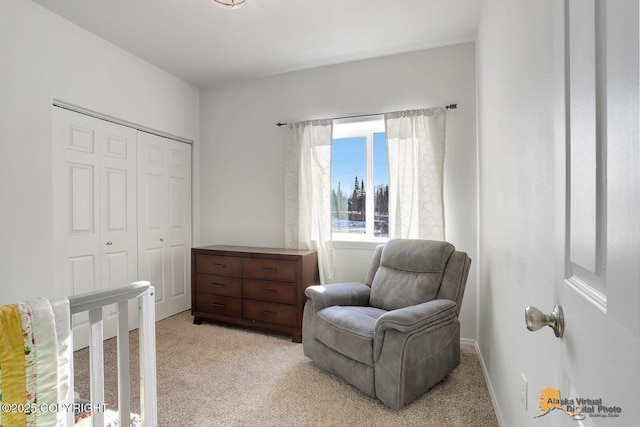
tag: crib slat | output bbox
[117,300,131,427]
[139,286,158,427]
[88,307,105,427]
[66,351,75,427]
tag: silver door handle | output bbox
[525,305,564,338]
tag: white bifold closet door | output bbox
[52,107,139,350]
[137,132,191,321]
[53,107,192,350]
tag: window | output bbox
[331,117,388,239]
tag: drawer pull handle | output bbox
[259,289,276,294]
[260,310,277,316]
[210,283,225,288]
[211,303,225,308]
[211,263,226,268]
[260,267,277,273]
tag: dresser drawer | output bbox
[243,279,296,305]
[243,300,297,327]
[243,258,297,282]
[196,294,242,318]
[195,274,242,298]
[195,254,242,277]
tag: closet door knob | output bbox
[160,237,165,242]
[106,241,113,246]
[525,305,564,338]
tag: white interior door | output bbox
[137,131,192,321]
[52,107,139,350]
[547,1,640,425]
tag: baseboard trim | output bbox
[473,340,506,427]
[460,338,476,347]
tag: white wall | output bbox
[0,0,199,304]
[476,0,563,425]
[199,43,478,340]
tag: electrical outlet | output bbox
[520,373,528,410]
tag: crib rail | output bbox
[68,281,157,427]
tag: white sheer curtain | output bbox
[385,107,447,240]
[284,119,335,284]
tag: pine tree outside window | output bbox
[331,117,388,240]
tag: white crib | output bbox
[68,281,158,427]
[0,282,157,427]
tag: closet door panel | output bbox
[68,255,96,327]
[145,247,165,303]
[100,127,138,293]
[146,173,165,230]
[167,140,191,302]
[137,132,191,321]
[169,177,185,228]
[53,107,138,350]
[69,163,96,233]
[138,135,167,306]
[170,245,186,297]
[105,168,127,230]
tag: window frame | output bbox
[331,116,388,242]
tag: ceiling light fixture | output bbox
[212,0,248,9]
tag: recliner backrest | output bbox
[437,250,471,317]
[369,239,455,311]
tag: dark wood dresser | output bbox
[191,245,319,342]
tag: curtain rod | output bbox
[275,103,458,127]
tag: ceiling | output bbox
[32,0,483,89]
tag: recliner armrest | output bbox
[304,282,371,314]
[373,299,457,360]
[376,299,457,333]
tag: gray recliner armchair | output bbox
[302,239,471,409]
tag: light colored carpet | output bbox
[74,311,498,426]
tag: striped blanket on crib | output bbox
[0,298,72,427]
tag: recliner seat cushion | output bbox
[370,240,454,311]
[314,306,387,367]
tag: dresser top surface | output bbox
[193,245,316,257]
